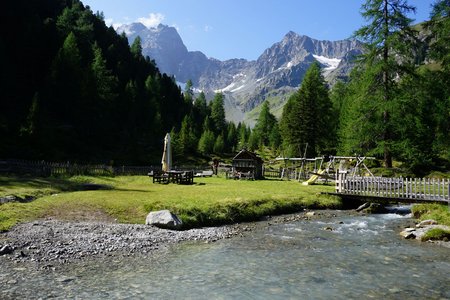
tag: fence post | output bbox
[446,179,450,209]
[336,171,347,193]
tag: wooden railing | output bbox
[336,171,450,203]
[0,159,209,177]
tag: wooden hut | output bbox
[232,149,264,179]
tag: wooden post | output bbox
[336,171,347,193]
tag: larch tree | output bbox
[424,0,450,161]
[279,62,333,157]
[210,92,226,134]
[353,0,417,167]
[253,101,278,148]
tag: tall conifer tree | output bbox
[353,0,417,167]
[280,62,332,157]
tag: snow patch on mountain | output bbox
[216,82,247,93]
[312,55,341,70]
[286,61,296,68]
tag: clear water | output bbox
[2,213,449,299]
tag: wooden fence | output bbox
[263,167,282,178]
[336,171,450,203]
[0,160,210,177]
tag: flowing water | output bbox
[2,213,449,299]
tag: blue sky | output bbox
[82,0,435,61]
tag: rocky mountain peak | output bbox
[118,24,363,124]
[118,23,188,74]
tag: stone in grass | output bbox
[416,219,438,228]
[145,210,183,230]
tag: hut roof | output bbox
[233,149,263,163]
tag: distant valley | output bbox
[118,23,363,125]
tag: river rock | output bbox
[356,202,370,212]
[306,212,316,217]
[0,244,13,255]
[416,219,438,227]
[145,210,183,230]
[361,203,387,214]
[399,230,416,239]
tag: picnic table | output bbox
[150,170,194,184]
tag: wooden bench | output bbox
[179,171,194,185]
[152,170,169,184]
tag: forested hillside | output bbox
[1,0,449,175]
[0,0,251,165]
[0,0,186,163]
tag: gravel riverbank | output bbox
[0,219,245,267]
[0,210,357,267]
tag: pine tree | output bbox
[213,134,225,153]
[130,36,143,57]
[20,92,40,136]
[210,92,226,134]
[198,130,215,154]
[253,101,278,147]
[226,122,238,152]
[269,125,282,150]
[426,0,450,71]
[91,42,117,102]
[179,115,197,155]
[425,0,450,161]
[354,0,417,167]
[184,79,194,102]
[237,123,250,150]
[279,62,333,157]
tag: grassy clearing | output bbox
[411,203,450,226]
[0,176,340,231]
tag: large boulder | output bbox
[145,210,183,230]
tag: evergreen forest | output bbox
[1,0,449,175]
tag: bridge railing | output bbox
[336,171,450,203]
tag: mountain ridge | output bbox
[117,23,363,124]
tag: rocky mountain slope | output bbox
[118,23,363,124]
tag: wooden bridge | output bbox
[331,171,450,205]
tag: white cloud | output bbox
[172,24,180,31]
[137,13,165,28]
[112,23,123,30]
[105,18,114,26]
[104,18,123,30]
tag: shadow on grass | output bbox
[0,176,114,195]
[112,188,153,193]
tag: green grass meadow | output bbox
[0,175,340,231]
